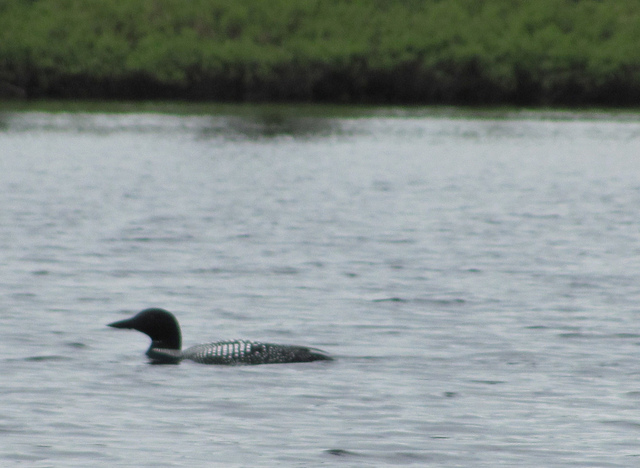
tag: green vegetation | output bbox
[2,0,640,105]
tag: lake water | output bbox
[2,106,640,467]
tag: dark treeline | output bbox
[2,0,640,105]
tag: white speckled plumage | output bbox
[109,308,332,365]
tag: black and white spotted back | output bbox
[181,340,331,365]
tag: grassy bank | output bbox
[2,0,640,105]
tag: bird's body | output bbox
[109,308,332,365]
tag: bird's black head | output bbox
[108,308,182,350]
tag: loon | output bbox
[108,308,332,365]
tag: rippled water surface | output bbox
[2,107,640,467]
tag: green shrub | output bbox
[1,0,640,104]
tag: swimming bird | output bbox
[108,308,332,365]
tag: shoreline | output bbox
[2,1,640,106]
